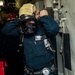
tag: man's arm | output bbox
[1,18,20,36]
[39,10,60,37]
[0,18,20,58]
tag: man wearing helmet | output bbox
[0,3,59,75]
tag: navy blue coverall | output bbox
[0,16,59,75]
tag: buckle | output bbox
[42,67,50,75]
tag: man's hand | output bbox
[40,10,48,17]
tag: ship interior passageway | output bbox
[0,0,74,75]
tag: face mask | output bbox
[19,19,37,35]
[24,21,37,35]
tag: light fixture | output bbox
[0,1,4,6]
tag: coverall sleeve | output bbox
[1,18,20,36]
[39,16,60,37]
[0,19,20,57]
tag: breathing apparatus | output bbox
[19,3,38,35]
[19,14,37,35]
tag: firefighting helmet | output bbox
[8,13,16,20]
[19,3,37,17]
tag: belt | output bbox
[24,65,55,75]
